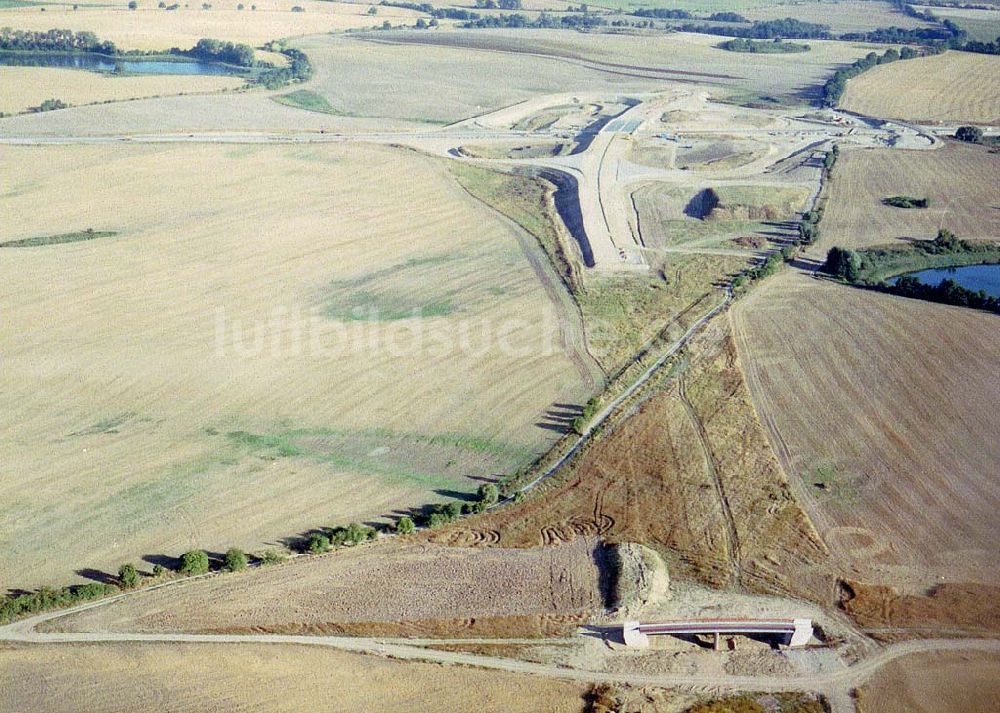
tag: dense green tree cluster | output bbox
[0,583,119,625]
[955,126,984,143]
[118,563,140,589]
[256,47,312,89]
[179,549,210,575]
[679,18,831,40]
[0,28,117,53]
[224,548,247,571]
[630,8,690,19]
[882,195,929,208]
[822,47,916,106]
[708,12,747,23]
[719,38,809,53]
[185,38,255,66]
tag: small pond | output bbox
[889,264,1000,298]
[0,50,248,76]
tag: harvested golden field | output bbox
[0,142,595,590]
[857,650,1000,713]
[745,0,933,34]
[841,50,1000,124]
[0,66,243,115]
[434,318,829,601]
[0,642,589,713]
[733,272,1000,589]
[378,30,884,103]
[45,539,606,636]
[0,2,419,51]
[811,142,1000,258]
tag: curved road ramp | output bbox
[623,619,813,650]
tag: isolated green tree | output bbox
[224,548,247,572]
[955,126,983,143]
[823,247,862,281]
[307,533,330,554]
[477,483,499,506]
[128,0,138,8]
[395,516,416,534]
[179,550,210,575]
[118,563,139,589]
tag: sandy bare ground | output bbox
[841,50,1000,125]
[808,141,1000,260]
[733,271,1000,589]
[43,539,605,636]
[0,641,589,713]
[857,650,1000,712]
[0,142,594,589]
[0,67,244,116]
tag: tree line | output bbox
[823,229,1000,313]
[822,46,921,106]
[719,38,810,53]
[0,478,508,626]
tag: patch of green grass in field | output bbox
[803,460,863,503]
[326,291,456,321]
[221,426,530,487]
[67,412,141,437]
[0,229,117,248]
[271,89,340,115]
[323,253,463,321]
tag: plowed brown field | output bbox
[435,318,829,601]
[733,272,1000,590]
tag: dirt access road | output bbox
[2,588,999,713]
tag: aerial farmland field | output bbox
[841,50,1000,124]
[810,141,1000,258]
[2,0,999,709]
[0,142,596,589]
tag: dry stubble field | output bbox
[0,1,420,51]
[857,650,1000,713]
[733,271,1000,590]
[0,142,594,590]
[744,0,933,34]
[378,30,884,102]
[433,318,829,602]
[0,642,589,713]
[0,66,244,115]
[45,538,605,636]
[841,50,1000,124]
[809,141,1000,259]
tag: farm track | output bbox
[677,377,741,585]
[3,593,999,710]
[513,286,732,498]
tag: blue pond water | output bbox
[0,50,246,76]
[890,264,1000,298]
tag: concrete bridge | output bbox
[623,619,814,650]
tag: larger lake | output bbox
[891,264,1000,298]
[0,50,248,76]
